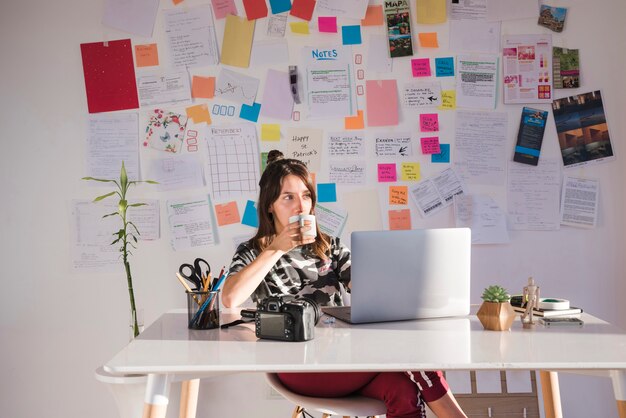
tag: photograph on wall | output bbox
[384,0,414,58]
[538,5,567,33]
[552,90,615,168]
[552,47,580,89]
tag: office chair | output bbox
[265,373,387,418]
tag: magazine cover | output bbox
[384,0,414,58]
[553,47,580,89]
[552,90,614,168]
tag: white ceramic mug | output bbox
[288,214,317,238]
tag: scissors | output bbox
[178,258,211,291]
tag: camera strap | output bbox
[220,317,254,329]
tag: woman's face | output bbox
[270,174,312,234]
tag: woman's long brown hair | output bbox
[250,150,331,259]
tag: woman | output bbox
[222,151,467,418]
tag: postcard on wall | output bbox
[384,0,414,58]
[137,70,191,107]
[327,132,366,158]
[456,54,498,109]
[375,133,412,157]
[167,195,218,251]
[215,68,260,106]
[560,176,599,228]
[552,47,580,89]
[402,81,442,108]
[552,90,615,168]
[538,5,567,33]
[513,107,548,166]
[144,109,188,153]
[502,34,553,104]
[164,6,220,69]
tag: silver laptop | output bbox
[323,228,471,324]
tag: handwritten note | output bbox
[389,185,408,205]
[377,163,397,182]
[403,82,441,108]
[401,162,420,181]
[435,57,455,77]
[329,161,367,184]
[411,58,432,77]
[328,132,365,158]
[421,137,441,154]
[215,201,240,226]
[211,0,237,19]
[135,44,159,67]
[164,6,219,68]
[420,113,439,132]
[375,134,412,157]
[286,127,323,172]
[439,90,456,110]
[215,68,259,105]
[389,209,412,230]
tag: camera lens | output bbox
[268,303,278,311]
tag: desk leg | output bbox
[540,371,563,418]
[142,374,171,418]
[179,379,200,418]
[611,370,626,417]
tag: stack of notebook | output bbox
[510,296,582,318]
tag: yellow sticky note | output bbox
[344,110,365,130]
[192,76,215,99]
[186,104,212,124]
[135,44,159,67]
[400,162,420,182]
[416,0,447,24]
[290,21,310,34]
[418,32,439,48]
[261,124,281,141]
[389,186,408,205]
[221,15,255,68]
[439,90,456,110]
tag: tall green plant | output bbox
[83,162,157,337]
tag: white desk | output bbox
[104,311,626,418]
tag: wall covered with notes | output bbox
[2,0,626,417]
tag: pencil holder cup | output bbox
[187,290,220,330]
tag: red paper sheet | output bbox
[80,39,139,113]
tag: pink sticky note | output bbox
[411,58,431,77]
[366,80,399,127]
[421,136,441,154]
[318,16,337,33]
[377,163,397,182]
[420,113,439,132]
[211,0,237,19]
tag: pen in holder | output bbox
[187,290,220,330]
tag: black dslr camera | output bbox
[254,295,320,342]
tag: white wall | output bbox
[1,0,625,417]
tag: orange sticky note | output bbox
[192,76,215,99]
[215,201,240,226]
[389,209,411,230]
[389,186,408,205]
[344,110,365,130]
[135,44,159,67]
[186,104,212,124]
[172,0,184,5]
[361,5,383,26]
[418,32,439,48]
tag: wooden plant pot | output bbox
[477,301,516,331]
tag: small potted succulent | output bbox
[477,285,516,331]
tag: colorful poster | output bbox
[552,90,614,168]
[502,34,553,104]
[552,47,580,89]
[383,0,413,58]
[144,109,188,153]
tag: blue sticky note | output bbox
[317,183,337,202]
[431,144,450,163]
[242,200,259,228]
[341,25,362,45]
[239,102,261,122]
[435,57,455,77]
[269,0,291,14]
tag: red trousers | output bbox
[277,371,449,418]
